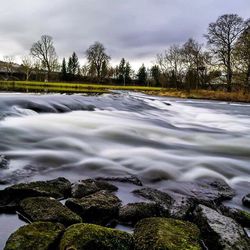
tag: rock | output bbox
[193,204,250,250]
[162,177,235,206]
[133,188,194,219]
[71,179,118,198]
[219,205,250,228]
[95,175,143,186]
[65,190,121,225]
[119,202,165,225]
[4,222,65,250]
[19,197,82,226]
[242,194,250,208]
[134,217,201,250]
[59,223,134,250]
[0,177,71,212]
[0,155,9,169]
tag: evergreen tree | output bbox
[61,58,67,81]
[125,62,132,84]
[151,65,161,86]
[118,58,126,84]
[71,52,79,75]
[137,64,147,85]
[67,57,73,75]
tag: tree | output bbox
[86,42,110,83]
[234,20,250,91]
[70,52,79,76]
[118,58,126,84]
[61,58,67,81]
[125,62,132,84]
[3,56,15,80]
[151,65,161,86]
[205,14,245,92]
[67,57,73,75]
[30,35,58,81]
[22,56,34,81]
[182,38,211,89]
[137,64,147,85]
[156,45,184,89]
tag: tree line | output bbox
[1,14,250,92]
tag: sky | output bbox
[0,0,249,69]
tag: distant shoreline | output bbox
[1,80,250,103]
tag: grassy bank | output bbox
[0,81,161,94]
[1,81,250,103]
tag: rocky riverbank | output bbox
[0,176,250,250]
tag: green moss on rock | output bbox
[134,217,201,250]
[4,222,65,250]
[65,190,121,225]
[59,223,134,250]
[19,197,82,226]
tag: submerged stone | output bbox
[133,187,194,219]
[95,175,143,186]
[71,179,118,198]
[65,190,121,225]
[4,222,65,250]
[59,223,134,250]
[0,177,71,213]
[19,197,82,226]
[161,177,235,207]
[193,204,250,250]
[119,202,165,225]
[242,194,250,208]
[134,217,201,250]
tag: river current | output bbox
[0,91,250,247]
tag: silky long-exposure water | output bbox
[0,91,250,248]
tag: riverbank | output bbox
[1,176,250,249]
[1,81,250,103]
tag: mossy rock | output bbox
[71,179,118,198]
[59,223,134,250]
[6,177,71,199]
[4,222,65,250]
[119,202,165,225]
[0,177,71,213]
[134,217,201,250]
[65,190,121,225]
[19,197,82,226]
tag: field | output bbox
[1,81,250,102]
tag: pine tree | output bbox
[71,52,79,75]
[61,58,67,81]
[125,62,131,84]
[137,64,147,85]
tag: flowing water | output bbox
[0,91,250,247]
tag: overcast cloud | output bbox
[0,0,249,67]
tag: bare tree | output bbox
[234,19,250,91]
[3,56,15,80]
[182,38,211,89]
[156,45,184,89]
[22,56,34,81]
[86,42,110,83]
[204,14,245,92]
[30,35,58,81]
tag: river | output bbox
[0,91,250,248]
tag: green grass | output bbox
[0,81,162,93]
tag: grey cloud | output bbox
[0,0,249,67]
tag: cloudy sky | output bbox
[0,0,249,68]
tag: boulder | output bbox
[193,204,250,250]
[65,190,121,225]
[119,202,165,225]
[219,204,250,228]
[0,177,71,212]
[95,175,143,186]
[242,194,250,208]
[19,197,82,226]
[4,222,64,250]
[59,223,134,250]
[71,179,118,198]
[133,188,194,219]
[134,217,201,250]
[162,178,235,206]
